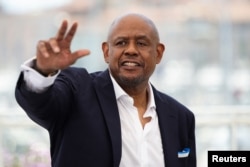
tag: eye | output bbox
[116,41,127,46]
[137,41,147,47]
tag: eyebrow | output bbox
[113,35,150,41]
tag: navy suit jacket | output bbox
[15,67,196,167]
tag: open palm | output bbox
[35,20,90,75]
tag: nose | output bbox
[124,42,138,56]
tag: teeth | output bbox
[123,62,139,66]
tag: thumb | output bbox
[72,49,91,60]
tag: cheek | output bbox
[105,50,114,63]
[108,50,121,63]
[145,50,158,63]
[144,54,158,70]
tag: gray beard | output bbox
[117,75,145,88]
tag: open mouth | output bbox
[121,61,140,67]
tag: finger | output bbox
[48,38,60,53]
[37,41,50,58]
[64,22,78,43]
[56,20,68,41]
[71,49,91,60]
[69,49,90,65]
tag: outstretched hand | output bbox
[35,20,90,75]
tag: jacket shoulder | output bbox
[153,87,194,117]
[58,67,103,84]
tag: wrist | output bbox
[32,59,58,77]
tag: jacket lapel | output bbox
[153,87,179,166]
[93,70,122,167]
[93,72,179,166]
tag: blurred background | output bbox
[0,0,249,166]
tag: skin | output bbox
[34,13,165,127]
[102,14,165,126]
[35,21,90,75]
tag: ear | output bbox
[102,42,109,63]
[156,43,165,64]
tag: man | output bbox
[15,13,196,167]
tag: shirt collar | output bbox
[109,73,156,109]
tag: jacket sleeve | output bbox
[15,68,83,131]
[21,58,60,93]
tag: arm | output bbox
[15,20,90,129]
[21,57,59,93]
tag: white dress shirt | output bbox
[21,58,60,93]
[21,58,165,167]
[110,75,165,167]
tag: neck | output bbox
[122,83,149,110]
[120,81,152,128]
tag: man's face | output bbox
[102,15,164,88]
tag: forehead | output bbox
[108,15,158,40]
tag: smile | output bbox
[122,61,140,67]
